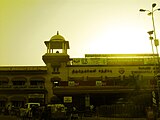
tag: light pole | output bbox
[140,3,160,67]
[140,3,160,117]
[147,30,159,75]
[147,30,156,64]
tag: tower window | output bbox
[53,49,62,53]
[52,67,60,74]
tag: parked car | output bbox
[19,103,40,118]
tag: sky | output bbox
[0,0,160,66]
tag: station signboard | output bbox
[64,96,72,103]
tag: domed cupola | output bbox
[42,31,70,66]
[50,31,65,41]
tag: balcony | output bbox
[0,85,45,89]
[28,85,45,89]
[0,85,11,88]
[53,86,136,95]
[52,78,154,95]
[53,85,154,95]
[12,85,27,88]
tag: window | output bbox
[29,77,45,88]
[0,81,8,85]
[30,81,38,85]
[12,81,25,85]
[12,77,26,86]
[53,67,59,72]
[52,67,60,74]
[0,77,9,86]
[30,81,44,85]
[0,101,6,107]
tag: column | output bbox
[47,44,49,53]
[64,43,67,54]
[62,42,65,53]
[85,94,90,108]
[48,43,51,53]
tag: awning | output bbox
[53,86,135,95]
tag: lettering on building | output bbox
[138,67,151,70]
[131,71,152,74]
[72,69,112,74]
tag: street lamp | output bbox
[147,30,155,57]
[139,3,160,66]
[147,30,157,70]
[140,3,160,117]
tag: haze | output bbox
[0,0,160,66]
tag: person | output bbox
[4,105,9,115]
[71,107,78,120]
[90,105,94,117]
[40,106,48,120]
[40,105,51,120]
[95,106,99,118]
[10,105,15,116]
[31,105,37,120]
[146,106,154,120]
[7,105,12,115]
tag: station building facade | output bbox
[0,32,159,115]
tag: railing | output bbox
[28,85,45,88]
[0,85,45,89]
[53,80,156,93]
[12,85,27,88]
[52,86,138,94]
[0,85,11,88]
[99,104,146,118]
[57,80,143,87]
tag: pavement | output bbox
[1,115,160,120]
[0,115,17,120]
[82,117,147,120]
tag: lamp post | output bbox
[140,3,160,117]
[147,30,155,63]
[139,3,160,66]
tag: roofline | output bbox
[85,53,158,58]
[0,66,47,71]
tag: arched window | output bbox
[29,77,45,87]
[0,77,9,86]
[12,77,27,86]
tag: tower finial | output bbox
[57,31,59,35]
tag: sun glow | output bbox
[1,0,160,65]
[86,25,153,55]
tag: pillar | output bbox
[85,94,90,108]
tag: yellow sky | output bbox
[0,0,160,66]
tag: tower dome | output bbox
[50,31,65,41]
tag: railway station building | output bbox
[0,32,159,117]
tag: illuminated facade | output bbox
[0,32,159,116]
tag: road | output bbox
[0,115,17,120]
[0,115,159,120]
